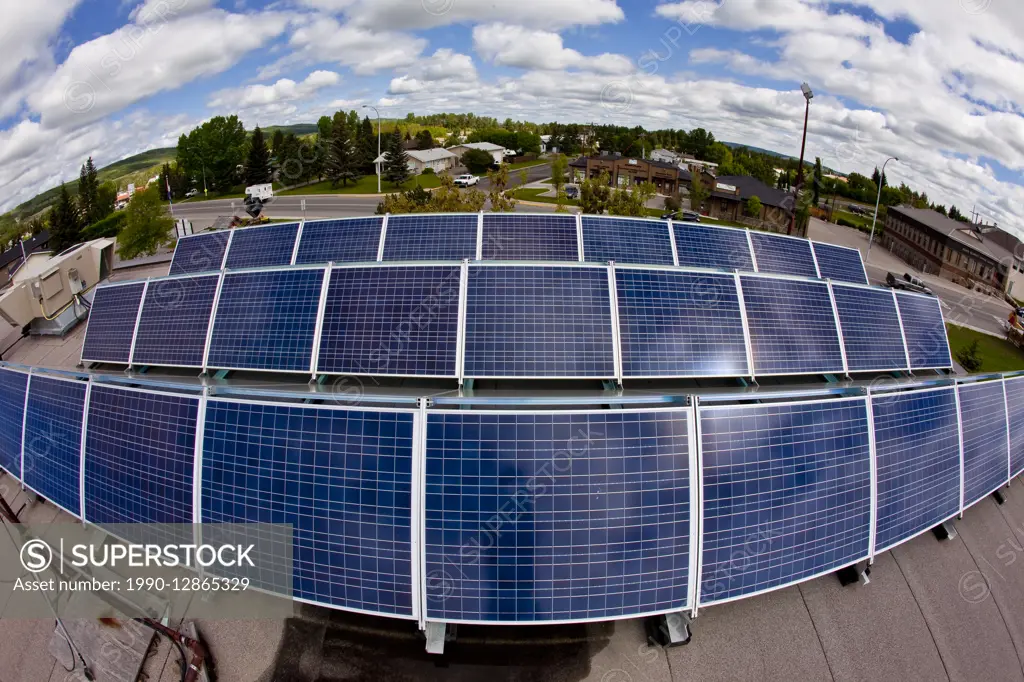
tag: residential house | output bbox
[374,148,458,176]
[447,142,506,166]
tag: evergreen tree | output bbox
[358,116,377,174]
[244,126,272,185]
[812,157,823,205]
[271,129,284,154]
[50,184,82,252]
[415,129,434,150]
[78,157,100,224]
[383,127,411,186]
[326,117,360,187]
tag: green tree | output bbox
[245,126,272,186]
[376,175,485,214]
[580,171,613,214]
[117,189,173,260]
[415,129,434,150]
[955,340,983,372]
[487,164,517,212]
[317,116,333,144]
[462,148,495,174]
[609,180,656,217]
[49,184,81,252]
[357,116,377,173]
[326,117,360,187]
[383,128,411,186]
[95,182,117,221]
[77,157,100,224]
[746,195,763,218]
[688,172,710,213]
[812,157,823,205]
[176,115,248,192]
[271,129,285,154]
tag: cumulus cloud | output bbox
[209,70,341,109]
[473,23,634,75]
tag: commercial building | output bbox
[705,176,795,232]
[569,155,687,196]
[883,206,1014,290]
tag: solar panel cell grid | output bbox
[1007,377,1024,478]
[84,386,197,527]
[615,269,749,377]
[81,282,146,364]
[749,232,819,278]
[699,399,872,604]
[959,381,1010,509]
[295,218,384,264]
[895,292,952,369]
[382,215,477,261]
[207,269,324,372]
[581,217,674,266]
[424,410,692,622]
[739,276,845,375]
[0,368,28,478]
[812,243,868,285]
[132,275,220,367]
[317,266,461,377]
[22,377,85,517]
[463,266,615,378]
[169,231,230,275]
[831,285,908,372]
[673,224,754,271]
[201,400,416,617]
[481,214,579,261]
[223,223,300,269]
[872,388,961,553]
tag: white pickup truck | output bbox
[454,174,479,187]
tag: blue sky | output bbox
[2,0,1024,236]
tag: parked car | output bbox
[661,209,701,222]
[185,189,199,198]
[564,184,580,199]
[886,272,933,295]
[454,174,479,187]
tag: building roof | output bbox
[0,231,50,271]
[450,142,505,152]
[889,205,1015,264]
[569,155,684,173]
[374,148,457,164]
[710,175,792,209]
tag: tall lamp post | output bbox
[789,82,814,235]
[363,105,382,193]
[867,156,899,262]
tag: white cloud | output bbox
[0,1,82,118]
[473,23,634,75]
[28,8,290,130]
[209,70,341,109]
[128,0,216,22]
[298,0,624,30]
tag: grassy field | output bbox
[278,174,442,195]
[833,209,874,231]
[512,188,665,217]
[946,324,1024,372]
[506,159,548,170]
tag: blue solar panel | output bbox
[1007,377,1024,478]
[424,409,693,622]
[201,400,416,617]
[673,224,754,272]
[224,223,300,269]
[382,215,477,261]
[749,232,818,278]
[615,269,748,377]
[481,214,578,261]
[318,266,460,377]
[84,386,197,525]
[581,217,674,266]
[740,276,844,375]
[895,292,951,369]
[81,282,146,364]
[0,368,28,478]
[22,376,85,517]
[132,275,219,367]
[831,285,908,372]
[872,387,961,553]
[207,269,324,372]
[959,381,1009,509]
[699,399,871,605]
[464,266,615,378]
[169,231,230,275]
[295,218,384,264]
[812,242,867,285]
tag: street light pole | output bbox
[789,82,814,236]
[867,156,899,262]
[363,105,381,193]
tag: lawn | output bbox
[512,188,664,217]
[506,159,548,170]
[278,174,441,195]
[833,209,874,233]
[946,324,1024,372]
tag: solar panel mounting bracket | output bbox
[424,621,451,654]
[644,611,692,647]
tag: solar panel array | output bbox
[167,214,870,286]
[895,292,952,370]
[1,364,1020,624]
[81,282,146,364]
[424,409,694,622]
[699,398,872,604]
[22,376,86,517]
[1007,377,1024,479]
[84,261,950,378]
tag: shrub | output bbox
[664,194,682,212]
[420,167,436,175]
[836,218,857,229]
[80,211,126,240]
[955,340,983,372]
[462,148,496,174]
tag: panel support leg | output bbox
[933,520,958,541]
[836,561,871,587]
[645,611,692,648]
[992,489,1007,506]
[424,621,450,655]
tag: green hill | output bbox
[262,123,319,137]
[2,147,176,223]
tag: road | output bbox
[170,163,554,229]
